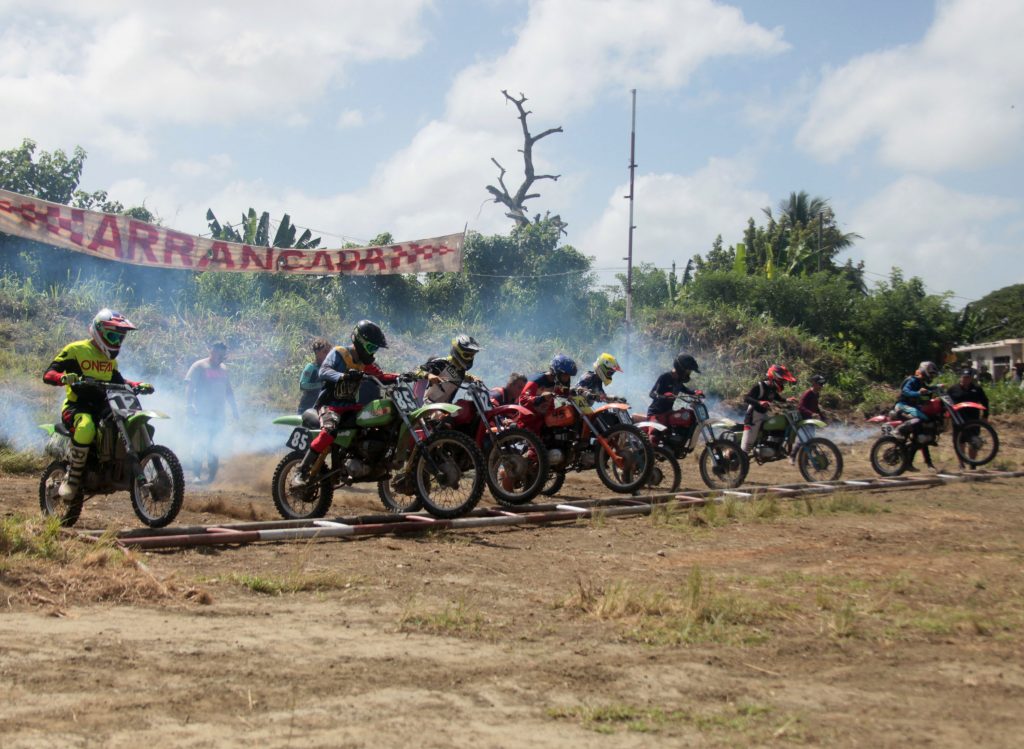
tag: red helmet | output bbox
[766,364,796,390]
[91,308,137,359]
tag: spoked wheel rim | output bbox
[644,445,681,493]
[797,438,843,482]
[486,428,548,505]
[272,451,333,520]
[596,425,653,493]
[131,446,184,527]
[699,439,749,489]
[38,461,83,527]
[953,421,999,467]
[869,436,908,477]
[415,431,484,517]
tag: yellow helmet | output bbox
[593,352,622,385]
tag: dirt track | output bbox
[2,428,1024,748]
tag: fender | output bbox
[711,418,739,430]
[798,418,827,428]
[866,415,886,423]
[39,423,57,435]
[488,403,531,418]
[273,415,303,427]
[633,420,666,432]
[952,401,986,412]
[410,402,460,420]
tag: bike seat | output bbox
[301,409,320,429]
[55,423,72,436]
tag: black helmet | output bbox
[811,374,827,385]
[450,334,481,370]
[673,353,700,376]
[351,319,387,364]
[550,354,578,377]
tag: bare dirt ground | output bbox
[2,419,1024,748]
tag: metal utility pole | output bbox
[625,89,637,363]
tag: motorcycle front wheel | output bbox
[595,424,654,493]
[414,430,485,519]
[130,445,185,528]
[38,460,83,527]
[869,436,908,477]
[698,439,749,489]
[486,427,549,506]
[952,421,999,467]
[271,450,334,520]
[797,438,844,482]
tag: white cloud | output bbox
[0,1,433,161]
[850,176,1022,299]
[169,154,233,179]
[580,157,771,273]
[337,109,365,128]
[446,0,788,128]
[798,0,1024,171]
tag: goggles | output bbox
[102,329,126,346]
[361,340,380,355]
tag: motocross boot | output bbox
[58,443,90,500]
[289,449,320,489]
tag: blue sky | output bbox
[1,0,1021,306]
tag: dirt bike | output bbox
[867,386,998,476]
[271,374,485,519]
[531,388,653,497]
[634,392,749,490]
[38,381,185,528]
[718,404,843,483]
[443,379,549,506]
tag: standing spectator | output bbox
[298,338,331,413]
[1014,361,1024,385]
[977,365,993,384]
[947,367,990,470]
[185,341,239,484]
[793,375,828,462]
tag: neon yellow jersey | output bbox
[48,338,121,409]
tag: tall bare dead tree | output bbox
[486,90,564,230]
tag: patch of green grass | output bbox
[547,701,802,740]
[399,599,484,634]
[0,446,45,474]
[0,514,68,561]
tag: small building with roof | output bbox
[951,338,1024,382]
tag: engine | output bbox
[344,429,390,478]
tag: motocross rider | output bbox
[42,309,154,499]
[490,372,527,407]
[740,364,797,454]
[415,334,481,404]
[518,354,577,433]
[290,320,397,488]
[577,353,622,401]
[895,360,939,471]
[647,353,702,417]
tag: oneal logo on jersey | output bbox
[81,359,114,373]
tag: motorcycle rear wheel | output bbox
[952,421,999,467]
[540,469,565,497]
[869,436,908,477]
[595,424,654,493]
[414,430,485,519]
[486,427,549,506]
[130,445,185,528]
[698,439,749,489]
[644,444,682,493]
[378,475,423,514]
[38,460,83,527]
[797,438,844,482]
[271,450,334,520]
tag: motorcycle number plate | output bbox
[285,428,310,452]
[392,387,417,412]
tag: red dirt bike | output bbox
[867,385,999,476]
[634,392,749,490]
[442,379,549,506]
[530,388,654,497]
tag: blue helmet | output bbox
[550,354,578,377]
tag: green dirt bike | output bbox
[38,381,184,528]
[717,404,843,483]
[271,374,485,520]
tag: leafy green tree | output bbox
[958,283,1024,343]
[0,138,85,204]
[854,269,958,379]
[614,263,673,311]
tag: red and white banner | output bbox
[0,188,462,275]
